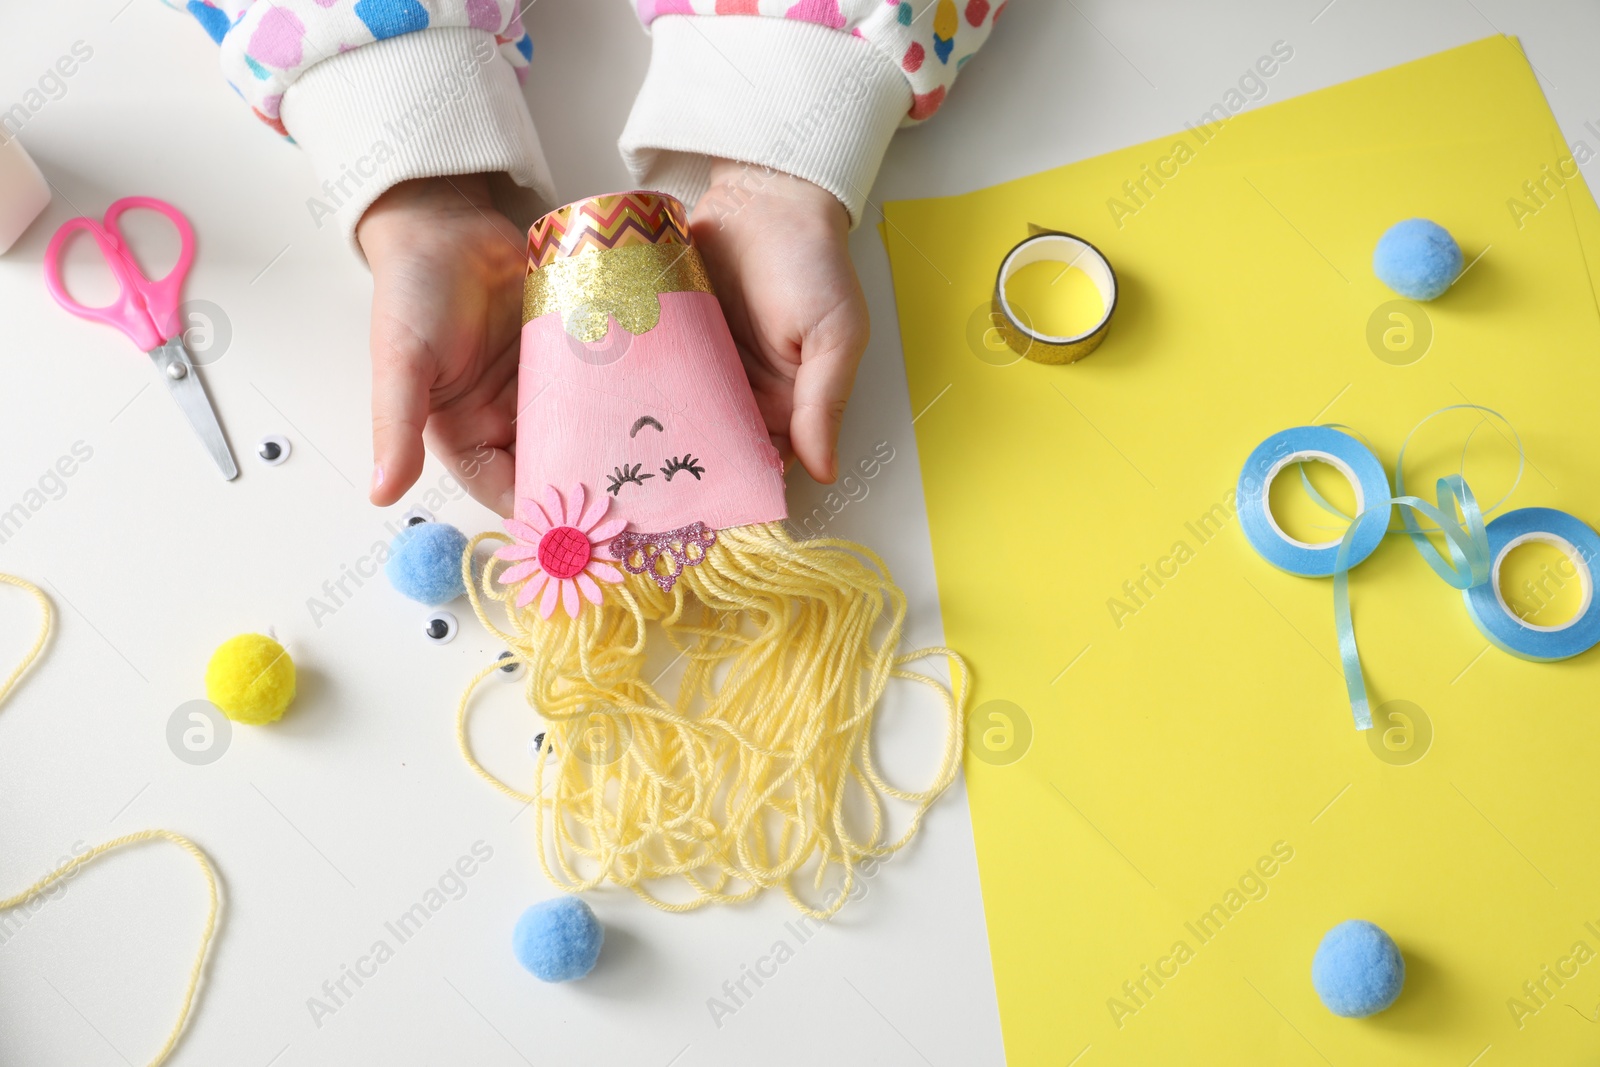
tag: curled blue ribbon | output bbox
[1310,406,1520,729]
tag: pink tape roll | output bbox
[0,136,50,255]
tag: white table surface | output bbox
[1,2,1597,1065]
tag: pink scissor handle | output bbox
[103,196,194,338]
[42,196,195,352]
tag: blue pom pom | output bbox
[1312,919,1405,1017]
[1373,218,1463,300]
[384,522,469,606]
[512,897,603,982]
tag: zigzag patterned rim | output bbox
[527,191,692,270]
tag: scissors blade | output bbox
[149,339,239,481]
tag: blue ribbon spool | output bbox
[1243,409,1600,730]
[1237,426,1391,577]
[1463,507,1600,661]
[1236,407,1578,731]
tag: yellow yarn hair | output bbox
[456,521,968,920]
[1,573,219,1067]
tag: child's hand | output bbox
[357,165,865,512]
[692,160,869,485]
[358,174,526,516]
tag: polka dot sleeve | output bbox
[162,0,536,136]
[633,0,1007,124]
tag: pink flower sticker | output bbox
[497,483,626,619]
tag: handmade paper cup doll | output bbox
[459,192,966,918]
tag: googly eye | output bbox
[257,434,291,465]
[423,610,458,644]
[497,651,524,680]
[400,506,434,528]
[529,731,549,759]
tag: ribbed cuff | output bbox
[619,16,911,229]
[280,26,556,259]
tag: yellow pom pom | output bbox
[205,634,295,725]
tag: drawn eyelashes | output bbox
[661,455,706,482]
[606,463,654,496]
[606,456,707,495]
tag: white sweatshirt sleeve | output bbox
[619,1,1007,227]
[163,0,554,255]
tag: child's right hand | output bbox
[357,174,527,517]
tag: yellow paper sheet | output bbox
[886,36,1600,1065]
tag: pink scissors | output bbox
[43,196,238,480]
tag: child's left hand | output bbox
[692,159,869,486]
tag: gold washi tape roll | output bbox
[991,228,1118,364]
